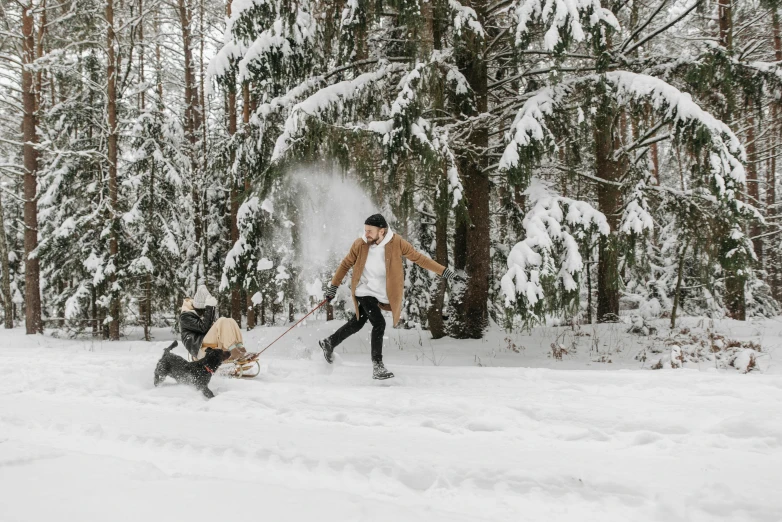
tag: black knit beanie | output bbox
[365,213,388,229]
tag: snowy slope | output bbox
[1,320,781,522]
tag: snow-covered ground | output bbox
[1,317,781,521]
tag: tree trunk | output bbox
[586,258,593,324]
[155,8,163,105]
[145,162,155,341]
[35,0,48,116]
[138,0,145,111]
[107,0,121,340]
[225,0,242,323]
[746,101,762,261]
[246,295,255,329]
[769,8,782,300]
[451,2,489,338]
[0,192,13,329]
[422,2,448,339]
[144,274,151,340]
[140,0,151,341]
[242,84,256,330]
[718,0,732,50]
[427,168,449,339]
[178,0,205,285]
[724,275,746,320]
[595,103,623,322]
[717,0,745,320]
[22,2,42,335]
[670,242,689,329]
[92,284,98,337]
[453,219,467,271]
[228,81,241,322]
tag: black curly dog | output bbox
[153,341,230,399]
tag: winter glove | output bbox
[324,284,338,302]
[204,295,218,308]
[442,267,465,285]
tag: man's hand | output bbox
[442,267,467,285]
[324,284,339,302]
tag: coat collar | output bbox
[361,229,394,247]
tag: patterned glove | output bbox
[442,268,467,285]
[324,284,338,302]
[205,295,218,308]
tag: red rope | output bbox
[245,299,329,360]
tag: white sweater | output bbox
[355,230,394,304]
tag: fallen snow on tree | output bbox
[501,178,609,310]
[512,0,619,51]
[272,65,401,161]
[500,71,746,203]
[257,257,274,271]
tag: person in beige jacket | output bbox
[180,285,247,362]
[319,214,462,379]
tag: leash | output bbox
[244,299,329,360]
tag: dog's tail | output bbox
[163,340,178,352]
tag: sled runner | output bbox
[226,356,261,378]
[187,352,261,379]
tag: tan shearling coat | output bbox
[331,233,445,326]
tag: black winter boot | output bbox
[372,360,394,380]
[319,339,334,364]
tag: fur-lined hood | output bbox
[181,298,196,313]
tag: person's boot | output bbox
[227,343,247,363]
[372,360,394,380]
[319,339,334,364]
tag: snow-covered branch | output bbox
[501,178,609,314]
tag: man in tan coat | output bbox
[319,214,461,379]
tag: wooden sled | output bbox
[187,351,261,379]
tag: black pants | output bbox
[327,296,386,362]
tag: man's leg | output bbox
[356,297,393,379]
[326,306,369,351]
[357,297,386,362]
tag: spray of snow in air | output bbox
[288,165,388,286]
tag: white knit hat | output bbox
[193,285,212,309]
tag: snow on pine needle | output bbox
[501,71,747,205]
[511,0,619,50]
[501,178,609,315]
